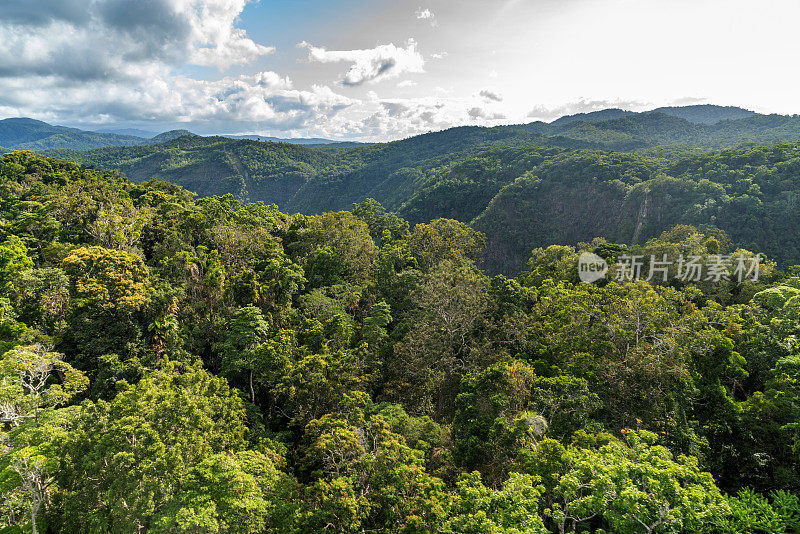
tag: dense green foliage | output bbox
[3,151,800,532]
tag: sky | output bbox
[1,0,799,141]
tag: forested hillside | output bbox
[3,151,800,532]
[476,142,800,273]
[45,136,340,205]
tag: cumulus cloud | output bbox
[299,39,425,86]
[2,0,92,27]
[0,67,355,130]
[526,99,645,121]
[468,107,506,120]
[363,98,455,138]
[0,0,274,80]
[415,7,438,26]
[0,0,511,139]
[479,89,503,102]
[0,0,369,133]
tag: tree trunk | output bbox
[249,369,255,403]
[31,501,40,534]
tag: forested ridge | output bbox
[4,150,800,532]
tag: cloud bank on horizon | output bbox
[0,0,799,141]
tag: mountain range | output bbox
[0,117,355,151]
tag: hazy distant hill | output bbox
[550,105,755,127]
[0,118,150,151]
[651,104,756,124]
[223,134,364,146]
[0,118,365,151]
[1,105,776,153]
[96,127,158,138]
[549,111,800,150]
[149,130,198,143]
[550,108,636,126]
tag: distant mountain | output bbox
[550,108,636,126]
[651,104,756,124]
[0,117,150,151]
[1,105,768,153]
[549,111,800,150]
[0,118,206,151]
[43,136,338,205]
[222,134,364,146]
[0,117,367,151]
[550,105,757,127]
[150,130,198,143]
[95,127,158,138]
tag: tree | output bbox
[351,198,410,242]
[218,305,270,403]
[61,246,151,311]
[292,211,378,286]
[152,450,297,534]
[11,454,52,534]
[392,258,488,416]
[57,362,248,532]
[299,412,448,533]
[523,431,729,534]
[518,245,580,287]
[447,471,548,533]
[452,361,549,486]
[408,218,485,271]
[0,344,88,423]
[0,236,34,297]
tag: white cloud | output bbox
[298,39,425,86]
[397,80,418,88]
[0,68,355,129]
[468,107,506,120]
[415,7,437,27]
[479,89,503,102]
[0,0,274,78]
[0,0,369,132]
